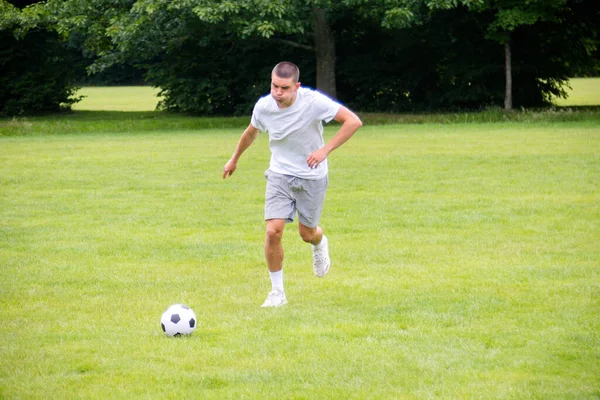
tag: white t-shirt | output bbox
[251,87,341,179]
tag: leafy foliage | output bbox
[0,1,81,116]
[338,3,598,111]
[2,0,598,115]
[100,3,315,115]
[123,1,600,112]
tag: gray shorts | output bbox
[264,169,328,228]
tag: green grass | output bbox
[1,115,599,399]
[73,86,162,111]
[1,81,599,398]
[68,76,600,113]
[553,77,600,106]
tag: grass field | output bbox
[72,86,162,111]
[1,84,599,398]
[553,77,600,106]
[69,77,600,112]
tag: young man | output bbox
[222,61,362,307]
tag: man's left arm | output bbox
[306,106,363,169]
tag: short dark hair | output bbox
[272,62,300,83]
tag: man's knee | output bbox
[265,221,284,243]
[299,226,318,243]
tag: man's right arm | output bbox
[222,123,260,179]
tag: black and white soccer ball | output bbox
[160,304,196,337]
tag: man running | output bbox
[223,61,362,307]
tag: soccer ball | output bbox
[160,304,197,337]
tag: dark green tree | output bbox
[0,0,81,115]
[460,0,599,110]
[43,0,599,114]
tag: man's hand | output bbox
[222,123,259,179]
[307,148,329,169]
[223,159,237,179]
[307,106,362,169]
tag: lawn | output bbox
[68,77,600,113]
[72,86,163,111]
[553,77,600,106]
[1,86,599,398]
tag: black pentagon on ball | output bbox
[189,318,196,328]
[170,313,181,324]
[161,323,166,332]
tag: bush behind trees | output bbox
[0,4,81,116]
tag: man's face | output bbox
[271,73,300,108]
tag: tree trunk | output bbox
[312,7,336,99]
[504,40,512,111]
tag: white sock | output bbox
[313,235,327,250]
[269,270,284,292]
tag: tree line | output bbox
[1,0,598,116]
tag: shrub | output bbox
[0,11,81,116]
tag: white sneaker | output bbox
[261,289,287,308]
[312,235,330,278]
